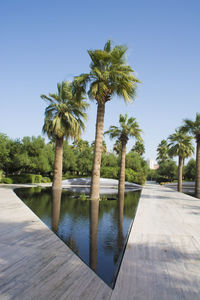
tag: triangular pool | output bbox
[15,187,141,288]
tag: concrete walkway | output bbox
[112,183,200,300]
[0,183,200,299]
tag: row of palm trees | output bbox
[157,113,200,198]
[41,40,141,199]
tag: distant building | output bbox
[147,159,159,170]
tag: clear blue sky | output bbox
[1,0,200,160]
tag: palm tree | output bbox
[74,40,140,200]
[41,81,88,190]
[180,113,200,197]
[105,114,142,195]
[131,141,145,156]
[156,139,169,163]
[168,129,194,192]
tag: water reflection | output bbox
[89,200,99,272]
[51,189,61,233]
[117,191,124,252]
[15,187,141,288]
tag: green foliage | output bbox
[125,168,146,185]
[156,160,177,183]
[63,144,77,173]
[168,129,194,159]
[184,158,196,181]
[34,175,43,183]
[104,114,143,144]
[1,177,13,184]
[101,153,118,167]
[41,177,51,183]
[101,166,119,179]
[126,152,148,176]
[76,148,93,175]
[0,131,147,184]
[156,139,170,163]
[147,169,157,181]
[10,174,36,183]
[131,141,145,156]
[41,81,88,140]
[0,170,3,182]
[74,40,140,104]
[0,133,10,171]
[181,113,200,141]
[78,194,87,200]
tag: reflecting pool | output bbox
[15,187,141,288]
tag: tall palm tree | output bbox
[105,114,142,196]
[41,81,88,190]
[131,141,145,156]
[74,40,140,200]
[156,139,169,163]
[180,113,200,197]
[168,129,194,192]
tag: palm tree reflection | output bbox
[51,188,62,233]
[89,199,99,272]
[117,190,124,251]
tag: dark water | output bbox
[15,187,141,288]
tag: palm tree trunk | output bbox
[118,141,126,196]
[89,200,99,272]
[90,102,105,200]
[52,137,63,190]
[195,141,200,198]
[178,156,183,192]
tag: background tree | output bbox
[105,114,142,195]
[72,139,90,152]
[180,113,200,197]
[184,158,196,181]
[156,160,177,183]
[0,133,10,174]
[131,141,145,156]
[126,151,148,185]
[156,139,169,163]
[74,40,140,199]
[168,129,194,192]
[41,81,88,190]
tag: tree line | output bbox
[0,133,148,185]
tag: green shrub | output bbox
[34,175,42,183]
[125,168,146,185]
[10,174,36,183]
[79,194,87,200]
[41,177,51,183]
[2,177,13,184]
